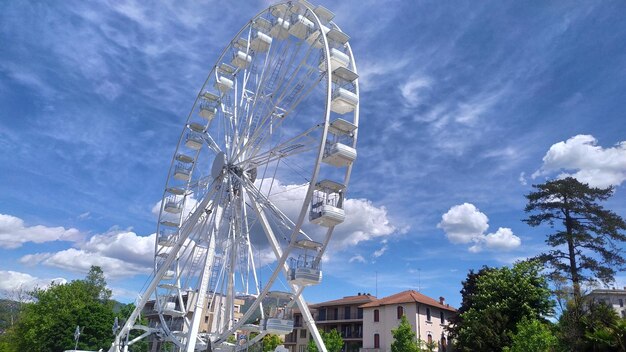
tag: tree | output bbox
[448,261,554,352]
[85,265,113,301]
[585,318,626,352]
[3,267,116,351]
[262,334,282,352]
[503,317,557,352]
[391,315,419,352]
[524,177,626,298]
[119,303,149,352]
[557,299,623,351]
[307,329,343,352]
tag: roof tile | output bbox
[359,290,456,312]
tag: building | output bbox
[360,290,456,352]
[143,291,244,351]
[283,308,315,352]
[312,293,378,352]
[588,288,626,318]
[284,293,377,352]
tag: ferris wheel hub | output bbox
[211,152,226,179]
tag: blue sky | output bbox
[1,0,626,309]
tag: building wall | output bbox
[285,312,313,352]
[589,289,626,318]
[362,303,452,352]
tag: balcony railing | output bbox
[317,312,363,321]
[284,334,298,343]
[340,331,363,339]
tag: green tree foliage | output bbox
[307,329,344,352]
[2,266,116,352]
[391,315,419,352]
[119,303,149,352]
[448,261,554,352]
[524,177,626,298]
[417,338,437,352]
[585,318,626,352]
[262,333,282,352]
[503,317,557,352]
[558,299,624,351]
[85,265,113,301]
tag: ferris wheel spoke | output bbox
[235,37,318,159]
[243,178,313,242]
[237,123,321,168]
[199,130,223,155]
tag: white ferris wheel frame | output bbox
[109,1,359,351]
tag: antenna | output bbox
[418,268,421,292]
[375,271,378,297]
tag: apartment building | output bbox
[360,290,456,352]
[284,309,315,352]
[284,293,377,352]
[588,288,626,318]
[312,293,378,352]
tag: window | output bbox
[374,333,380,349]
[622,310,626,318]
[397,306,404,319]
[333,308,339,320]
[620,299,624,308]
[427,334,432,344]
[204,316,209,324]
[343,325,350,338]
[300,329,307,339]
[426,308,431,322]
[319,308,326,321]
[440,311,445,324]
[441,336,447,352]
[374,309,379,322]
[298,345,307,352]
[357,308,363,319]
[345,306,351,319]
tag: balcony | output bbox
[341,331,363,339]
[284,333,297,344]
[316,311,363,322]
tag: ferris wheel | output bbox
[110,1,359,351]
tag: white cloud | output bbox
[20,230,155,278]
[438,203,521,252]
[532,134,626,188]
[15,178,399,278]
[245,179,400,265]
[0,214,83,249]
[349,255,366,264]
[477,227,521,252]
[0,271,66,293]
[400,75,431,107]
[373,244,388,258]
[519,171,527,186]
[260,179,399,252]
[437,203,488,244]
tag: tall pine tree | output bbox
[524,177,626,298]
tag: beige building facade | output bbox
[360,290,455,352]
[284,293,377,352]
[588,288,626,318]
